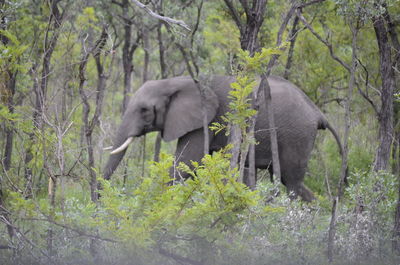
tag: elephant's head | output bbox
[103,77,219,180]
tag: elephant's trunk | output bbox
[103,123,135,179]
[103,149,127,180]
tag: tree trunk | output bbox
[2,72,17,171]
[80,27,108,203]
[381,3,400,253]
[0,3,16,239]
[284,15,300,80]
[261,74,281,181]
[122,0,133,114]
[394,129,400,253]
[78,27,108,261]
[372,14,395,172]
[118,0,141,114]
[141,28,150,175]
[154,3,167,162]
[238,0,267,54]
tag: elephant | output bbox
[103,75,343,201]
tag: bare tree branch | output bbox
[223,0,244,34]
[130,0,190,31]
[298,0,327,8]
[296,9,351,72]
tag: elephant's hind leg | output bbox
[281,168,315,202]
[279,148,315,202]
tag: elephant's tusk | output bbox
[103,146,113,151]
[110,137,133,154]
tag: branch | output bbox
[238,0,250,18]
[296,9,351,72]
[0,216,54,262]
[89,26,109,133]
[27,217,118,243]
[356,80,379,114]
[223,0,243,34]
[0,245,15,249]
[189,1,204,76]
[357,57,379,115]
[129,31,142,58]
[298,0,327,8]
[265,2,297,75]
[111,0,123,7]
[319,97,345,106]
[130,0,191,31]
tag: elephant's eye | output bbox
[140,106,154,124]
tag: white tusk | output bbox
[103,146,113,151]
[110,137,133,154]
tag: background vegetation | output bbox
[1,0,400,264]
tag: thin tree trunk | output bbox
[78,27,108,260]
[284,15,300,80]
[46,174,57,257]
[116,0,141,114]
[393,130,399,176]
[223,0,267,181]
[0,6,16,239]
[24,64,40,198]
[327,24,357,262]
[157,0,168,80]
[3,71,16,171]
[248,118,257,188]
[142,28,150,84]
[141,28,150,175]
[154,3,167,162]
[43,2,64,253]
[24,0,64,201]
[262,75,281,181]
[394,129,400,252]
[79,27,108,203]
[121,0,133,114]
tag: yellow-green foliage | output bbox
[237,45,287,74]
[51,151,260,250]
[203,13,240,71]
[0,30,28,73]
[76,7,100,32]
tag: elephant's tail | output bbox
[325,122,344,157]
[323,120,349,184]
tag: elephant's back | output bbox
[268,76,323,128]
[210,75,324,131]
[256,76,321,154]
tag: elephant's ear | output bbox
[163,83,219,142]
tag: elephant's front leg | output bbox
[170,128,213,183]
